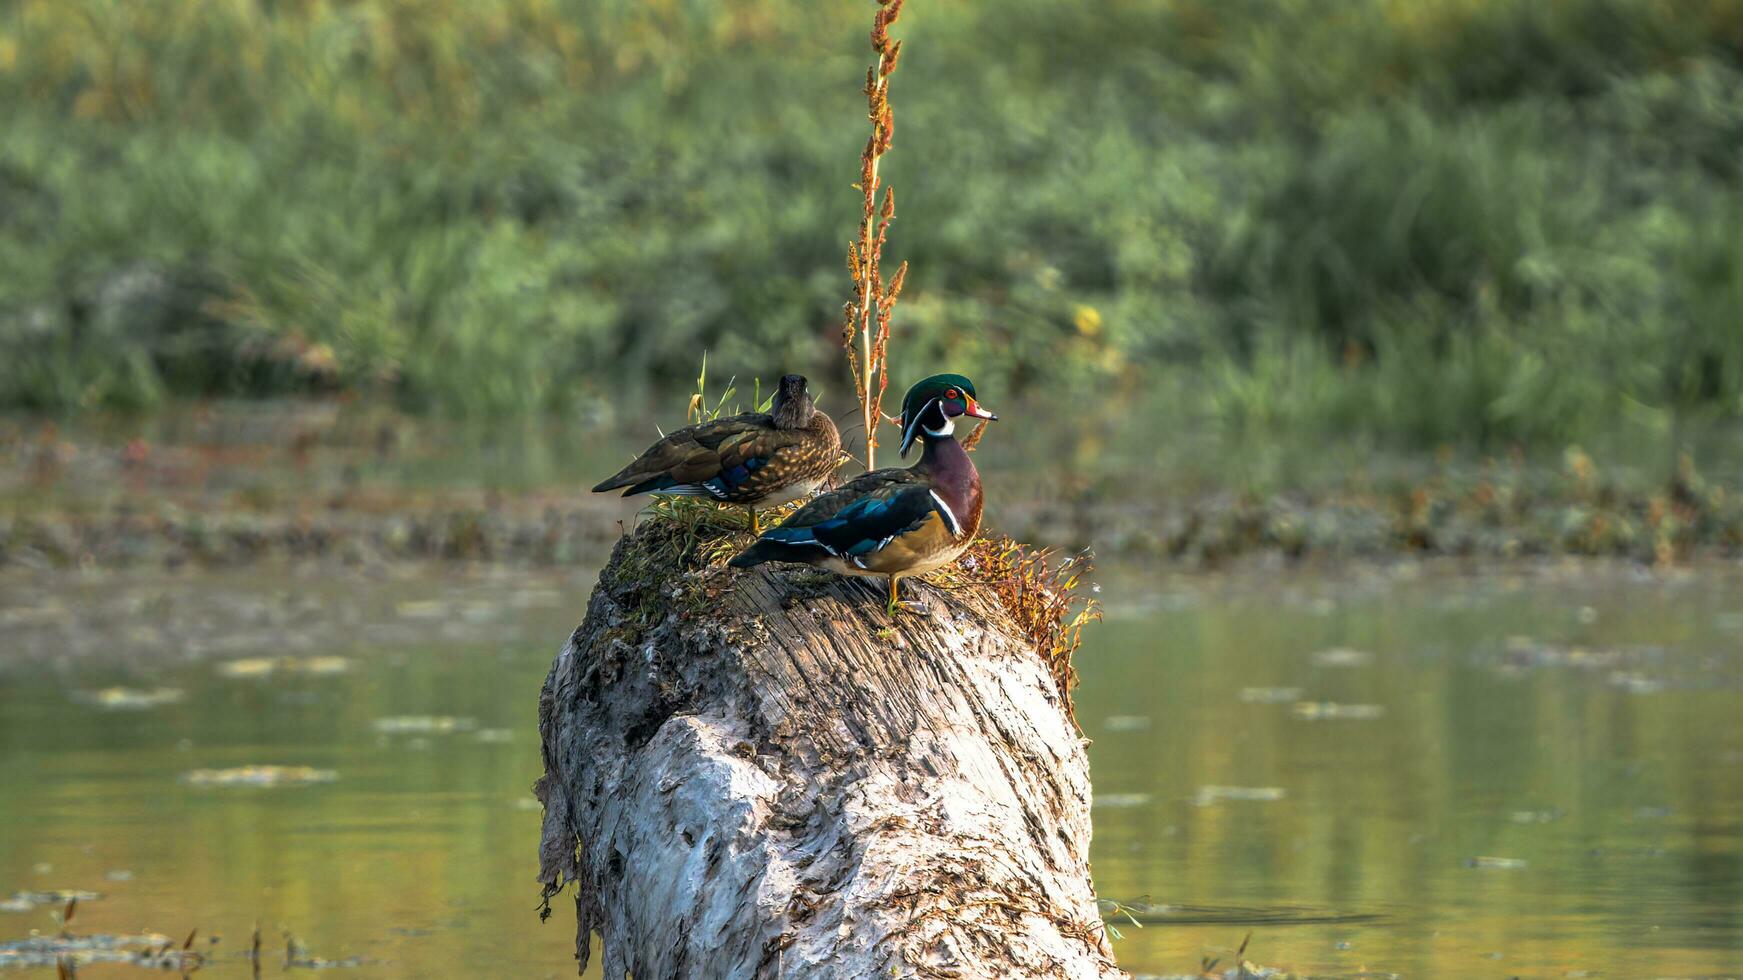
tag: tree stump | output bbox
[535,519,1125,979]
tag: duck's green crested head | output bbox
[898,373,997,457]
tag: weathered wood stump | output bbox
[535,520,1124,979]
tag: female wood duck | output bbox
[592,374,840,533]
[728,374,997,612]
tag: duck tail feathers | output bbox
[727,541,778,568]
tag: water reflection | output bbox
[0,565,592,978]
[1083,561,1743,977]
[1,560,1740,976]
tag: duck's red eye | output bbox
[945,388,959,400]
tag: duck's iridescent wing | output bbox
[730,470,944,567]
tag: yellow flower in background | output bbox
[299,342,339,375]
[0,37,17,72]
[1564,446,1595,485]
[1072,304,1102,338]
[73,87,108,119]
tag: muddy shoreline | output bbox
[4,482,1740,572]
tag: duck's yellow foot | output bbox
[747,507,761,535]
[884,577,926,616]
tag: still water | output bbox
[2,559,1741,977]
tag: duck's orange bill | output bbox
[965,398,998,421]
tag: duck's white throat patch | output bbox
[923,417,954,438]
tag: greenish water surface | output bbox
[2,559,1741,977]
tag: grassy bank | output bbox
[3,0,1743,446]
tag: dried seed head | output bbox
[886,261,909,302]
[880,187,896,220]
[885,39,902,74]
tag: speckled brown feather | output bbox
[593,410,839,506]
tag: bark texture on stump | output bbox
[535,522,1124,979]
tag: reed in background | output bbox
[841,0,908,471]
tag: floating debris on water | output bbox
[1194,785,1287,806]
[1311,647,1374,668]
[1291,701,1386,721]
[216,655,351,679]
[1495,638,1665,674]
[1093,793,1154,809]
[1607,671,1664,694]
[1098,900,1383,928]
[1464,856,1528,870]
[372,716,477,735]
[1120,927,1344,979]
[472,728,515,743]
[513,797,544,812]
[284,932,368,969]
[0,932,201,970]
[458,602,501,624]
[215,658,279,679]
[1103,715,1152,732]
[1509,808,1563,824]
[0,890,100,912]
[394,599,447,620]
[103,869,133,882]
[181,766,338,787]
[1238,687,1302,704]
[72,686,185,710]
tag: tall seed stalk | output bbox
[841,0,908,472]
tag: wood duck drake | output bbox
[592,374,840,532]
[728,374,997,612]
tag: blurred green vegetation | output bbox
[2,0,1742,447]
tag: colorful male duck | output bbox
[592,374,840,533]
[728,374,996,612]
